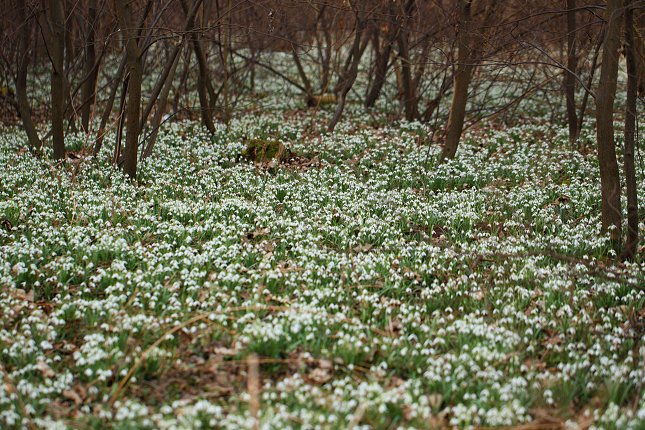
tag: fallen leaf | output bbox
[309,367,332,384]
[471,290,485,300]
[402,267,422,282]
[0,219,12,231]
[353,243,373,253]
[11,265,23,277]
[46,398,71,419]
[63,388,83,406]
[318,359,332,369]
[386,376,405,389]
[36,361,55,378]
[403,405,415,420]
[252,227,269,238]
[428,393,443,408]
[213,346,239,356]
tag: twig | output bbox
[247,353,260,430]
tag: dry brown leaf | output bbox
[353,243,373,253]
[386,376,405,389]
[428,393,443,409]
[309,367,332,384]
[402,405,415,421]
[253,227,269,238]
[46,398,70,419]
[402,267,422,282]
[213,346,239,356]
[36,361,55,379]
[62,388,83,406]
[319,359,332,369]
[471,290,485,301]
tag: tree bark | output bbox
[116,0,143,179]
[441,0,473,162]
[140,0,203,133]
[15,0,42,151]
[397,27,417,121]
[172,47,193,114]
[93,0,152,157]
[318,25,333,94]
[222,0,233,125]
[93,58,127,157]
[293,48,313,99]
[565,0,579,144]
[440,0,497,162]
[595,0,623,243]
[81,0,98,133]
[49,0,65,160]
[396,0,418,121]
[142,45,182,159]
[577,26,604,137]
[622,0,638,259]
[327,0,368,133]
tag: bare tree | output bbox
[116,0,143,179]
[565,0,579,144]
[595,0,622,243]
[15,0,41,151]
[327,0,369,133]
[365,1,400,109]
[48,0,65,160]
[622,0,638,259]
[80,0,99,133]
[440,0,474,162]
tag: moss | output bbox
[242,139,287,163]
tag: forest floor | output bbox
[1,100,645,430]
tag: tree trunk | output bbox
[397,27,418,121]
[63,1,77,134]
[595,0,623,243]
[293,48,313,100]
[116,0,143,179]
[93,58,127,157]
[81,0,98,133]
[441,0,473,162]
[222,0,232,125]
[327,0,368,133]
[622,0,638,259]
[142,45,182,159]
[15,0,41,151]
[577,26,604,137]
[93,0,152,157]
[49,0,65,160]
[565,0,579,144]
[140,0,203,133]
[173,47,193,113]
[365,16,399,109]
[396,0,418,121]
[319,27,333,93]
[180,0,216,130]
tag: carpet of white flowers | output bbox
[2,86,645,430]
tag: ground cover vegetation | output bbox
[1,0,645,429]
